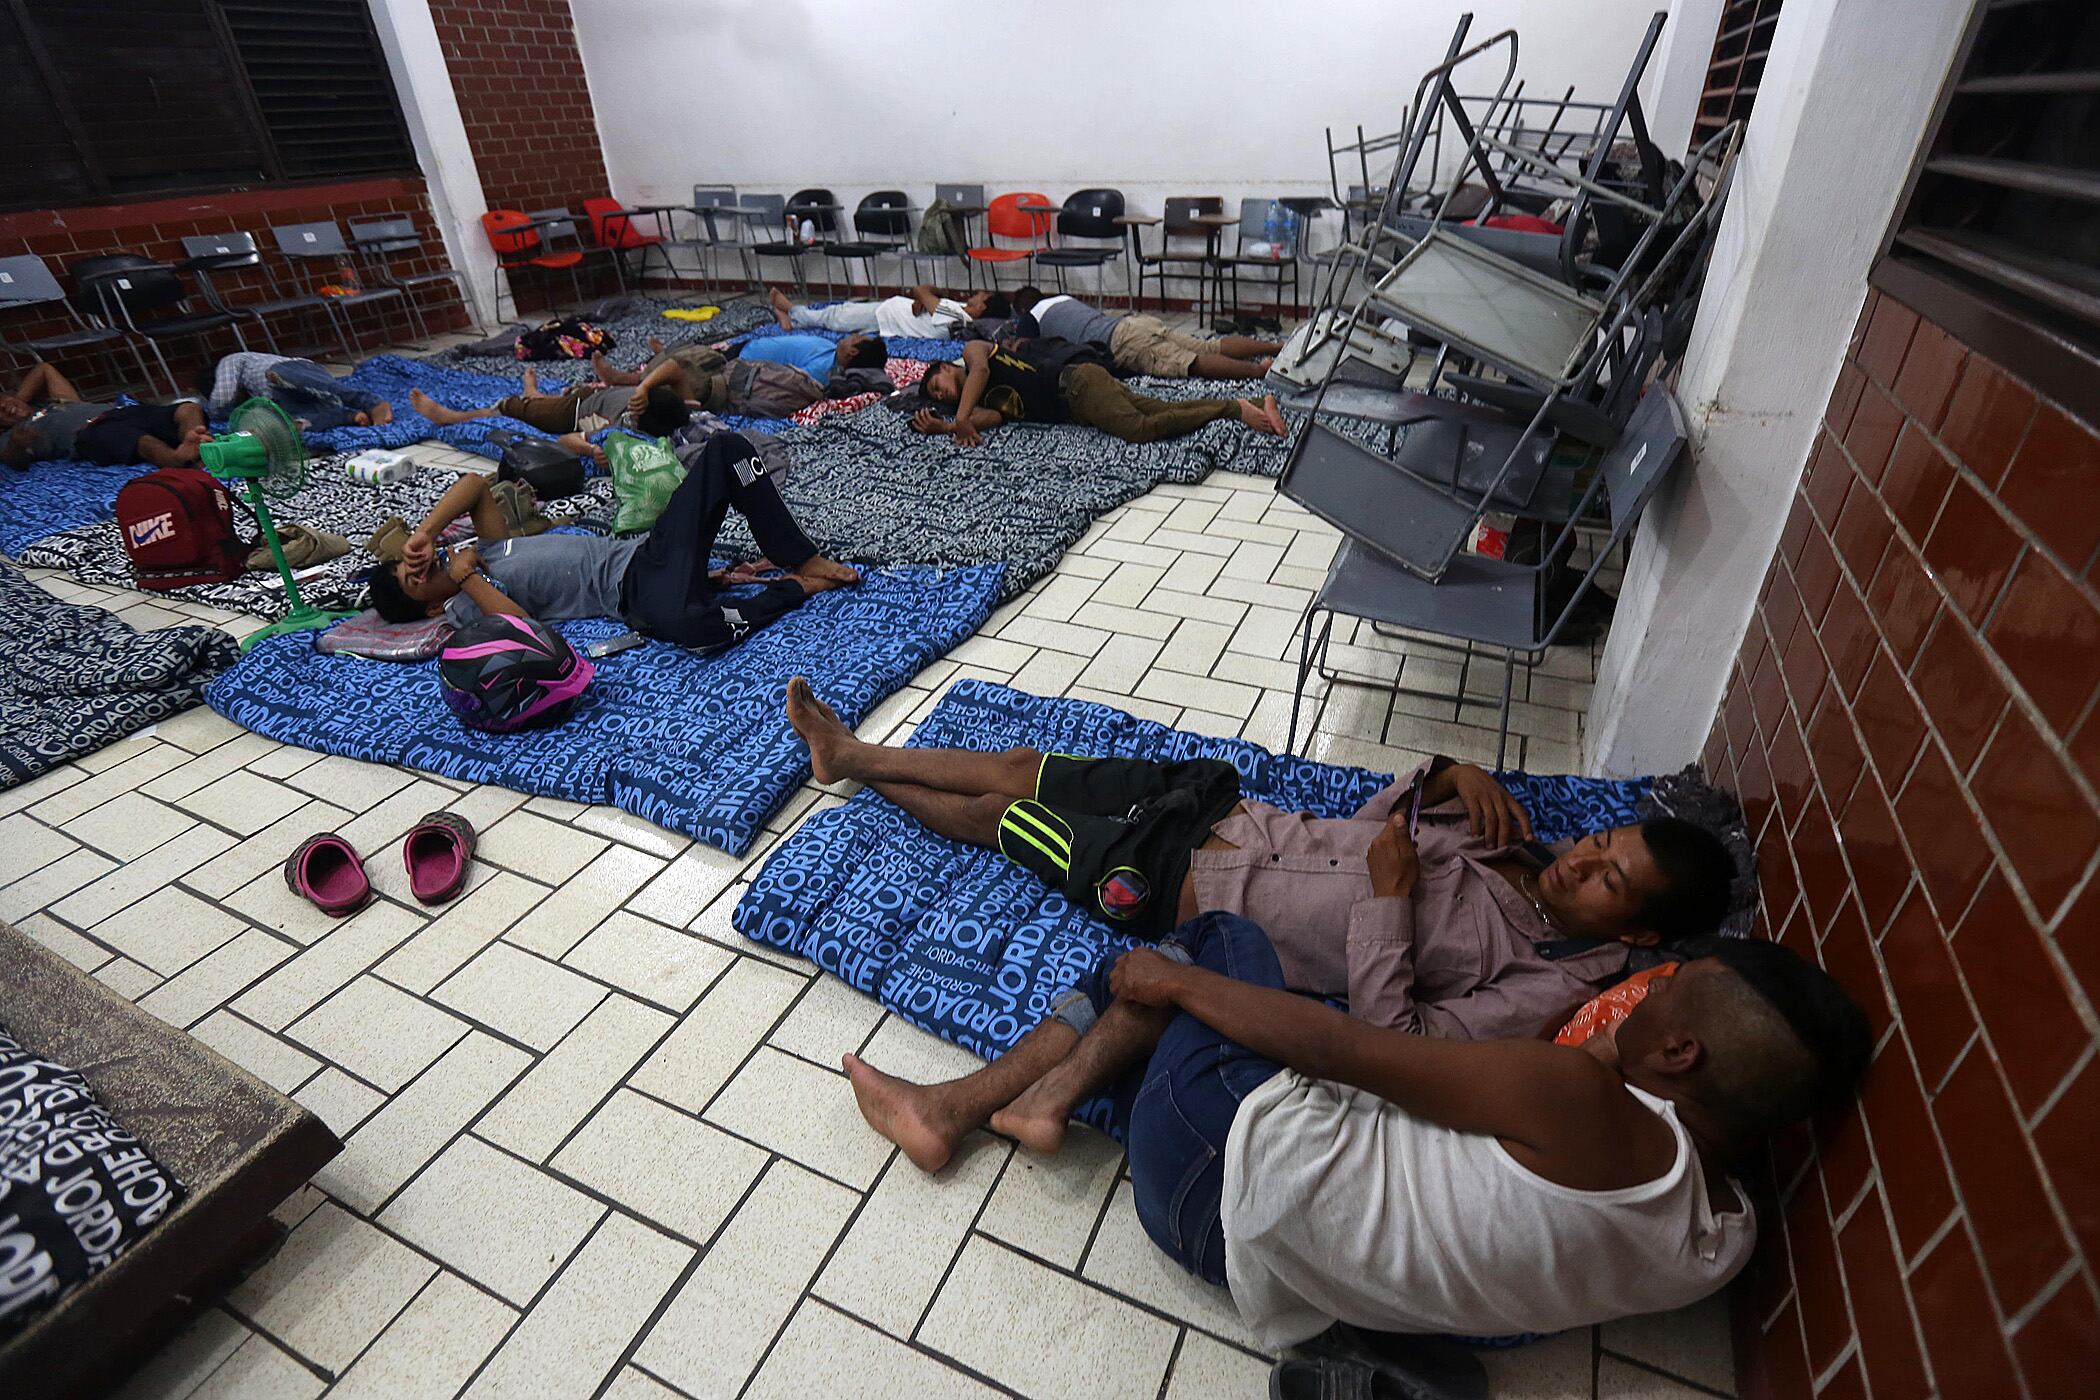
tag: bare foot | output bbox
[843,1053,963,1173]
[768,286,794,330]
[591,351,618,382]
[521,367,539,396]
[369,401,393,425]
[409,387,463,426]
[785,676,856,784]
[181,424,212,450]
[793,555,859,588]
[989,1079,1070,1156]
[649,335,665,354]
[1240,394,1285,437]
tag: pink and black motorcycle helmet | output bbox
[438,614,595,732]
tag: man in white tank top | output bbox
[843,907,1868,1347]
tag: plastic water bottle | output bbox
[1262,202,1281,258]
[1279,206,1299,258]
[800,218,817,245]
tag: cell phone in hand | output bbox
[1405,772,1426,837]
[585,631,645,659]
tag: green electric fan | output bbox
[196,397,356,650]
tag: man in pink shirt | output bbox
[785,679,1737,1039]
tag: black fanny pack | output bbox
[490,429,587,499]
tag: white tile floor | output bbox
[6,320,1736,1400]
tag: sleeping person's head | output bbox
[834,334,888,371]
[1011,286,1045,315]
[964,290,1011,319]
[366,556,456,623]
[1607,936,1871,1144]
[919,360,963,405]
[636,385,692,438]
[1532,817,1735,946]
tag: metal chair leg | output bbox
[1493,653,1514,770]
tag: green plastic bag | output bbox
[605,433,686,534]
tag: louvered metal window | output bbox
[5,0,415,212]
[1873,0,2100,415]
[1693,0,1783,148]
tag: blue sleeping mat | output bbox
[735,680,1651,1058]
[0,459,149,556]
[206,564,1002,854]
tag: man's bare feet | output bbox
[785,676,856,785]
[649,335,666,354]
[1239,393,1286,437]
[591,351,618,382]
[521,367,539,396]
[792,555,859,589]
[988,1079,1070,1156]
[843,1053,966,1173]
[369,401,393,425]
[768,286,794,330]
[409,387,464,427]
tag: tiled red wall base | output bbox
[1708,288,2100,1398]
[0,179,471,399]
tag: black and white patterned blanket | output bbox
[17,470,614,621]
[712,381,1312,602]
[0,563,239,788]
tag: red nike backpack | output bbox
[113,467,249,590]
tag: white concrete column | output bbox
[1585,0,1972,776]
[368,0,504,326]
[1643,0,1727,156]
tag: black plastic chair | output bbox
[346,216,474,336]
[178,232,346,358]
[269,221,408,348]
[746,189,840,295]
[825,190,911,294]
[71,253,247,396]
[1212,197,1303,321]
[0,254,155,393]
[1032,188,1127,299]
[1132,196,1223,319]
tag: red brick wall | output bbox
[0,178,469,399]
[1707,287,2100,1398]
[428,0,608,219]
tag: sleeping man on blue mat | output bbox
[784,681,1870,1348]
[784,677,1737,1039]
[362,440,858,652]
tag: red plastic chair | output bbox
[966,191,1053,289]
[583,197,674,286]
[482,209,584,317]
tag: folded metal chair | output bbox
[1285,388,1689,767]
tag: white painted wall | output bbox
[571,0,1683,287]
[368,0,504,325]
[1585,0,1973,776]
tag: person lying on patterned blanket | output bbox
[205,351,394,431]
[585,334,885,420]
[1,361,209,470]
[365,439,859,652]
[1012,286,1283,380]
[842,908,1867,1348]
[407,367,691,464]
[911,338,1287,447]
[784,678,1736,1038]
[767,284,1009,339]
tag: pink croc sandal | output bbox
[283,833,371,917]
[402,811,476,905]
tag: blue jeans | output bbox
[1058,912,1285,1286]
[265,360,383,432]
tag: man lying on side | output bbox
[206,351,393,431]
[911,339,1284,447]
[784,678,1735,1038]
[1012,285,1281,380]
[769,285,1009,339]
[366,433,856,653]
[845,908,1868,1347]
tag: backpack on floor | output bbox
[490,428,588,498]
[114,467,249,591]
[513,317,616,361]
